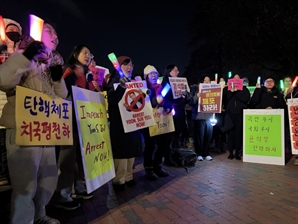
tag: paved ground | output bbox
[1,152,298,224]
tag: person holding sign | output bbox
[55,45,94,210]
[250,76,287,110]
[189,76,214,161]
[106,56,142,191]
[0,23,66,224]
[161,64,190,166]
[223,73,250,160]
[141,65,172,180]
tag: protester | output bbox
[141,65,172,180]
[105,56,142,191]
[250,76,287,109]
[189,76,213,161]
[161,64,189,166]
[282,76,292,98]
[223,73,250,160]
[55,45,94,210]
[0,22,66,224]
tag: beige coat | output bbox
[0,53,67,128]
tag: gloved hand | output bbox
[49,65,63,81]
[119,77,129,88]
[23,41,45,61]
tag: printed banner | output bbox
[198,83,222,113]
[227,78,243,91]
[169,77,190,99]
[287,99,298,155]
[243,109,284,165]
[72,86,115,193]
[15,85,72,145]
[149,107,175,136]
[119,81,155,133]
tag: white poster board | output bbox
[168,77,190,99]
[118,81,155,133]
[72,86,115,193]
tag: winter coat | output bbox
[223,86,250,114]
[106,71,142,159]
[250,86,287,109]
[188,89,213,121]
[0,53,67,128]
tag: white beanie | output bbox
[144,65,158,80]
[3,18,22,34]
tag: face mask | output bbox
[219,81,226,86]
[6,32,21,43]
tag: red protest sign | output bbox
[198,84,222,113]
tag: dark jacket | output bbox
[106,70,142,159]
[250,86,287,109]
[161,75,188,131]
[223,86,250,114]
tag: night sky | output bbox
[0,0,198,76]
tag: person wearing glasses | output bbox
[55,45,94,211]
[250,76,286,110]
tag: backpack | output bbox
[171,148,197,173]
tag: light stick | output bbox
[292,76,298,88]
[231,82,234,89]
[29,14,44,41]
[210,113,217,126]
[107,52,124,77]
[257,76,261,84]
[0,16,6,43]
[215,73,218,83]
[228,71,232,78]
[161,83,171,97]
[280,80,284,91]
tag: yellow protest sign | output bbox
[15,85,72,145]
[149,107,175,136]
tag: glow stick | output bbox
[292,76,298,88]
[231,82,234,89]
[228,71,232,78]
[107,52,124,77]
[280,80,284,91]
[257,76,261,84]
[161,83,171,97]
[210,113,217,126]
[215,73,218,83]
[0,16,5,43]
[29,14,44,41]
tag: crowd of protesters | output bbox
[0,17,297,224]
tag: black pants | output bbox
[227,113,243,155]
[141,128,168,168]
[193,120,213,157]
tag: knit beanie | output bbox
[143,65,158,80]
[117,56,131,66]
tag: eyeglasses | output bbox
[172,69,179,73]
[81,50,94,59]
[265,80,274,83]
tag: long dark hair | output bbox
[163,64,178,77]
[65,44,93,69]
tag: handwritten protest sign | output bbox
[119,81,155,133]
[15,85,72,145]
[287,99,298,155]
[243,109,284,165]
[100,91,109,118]
[169,77,190,99]
[149,107,175,136]
[198,84,222,113]
[72,86,114,193]
[227,78,243,91]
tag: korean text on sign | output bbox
[16,85,73,145]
